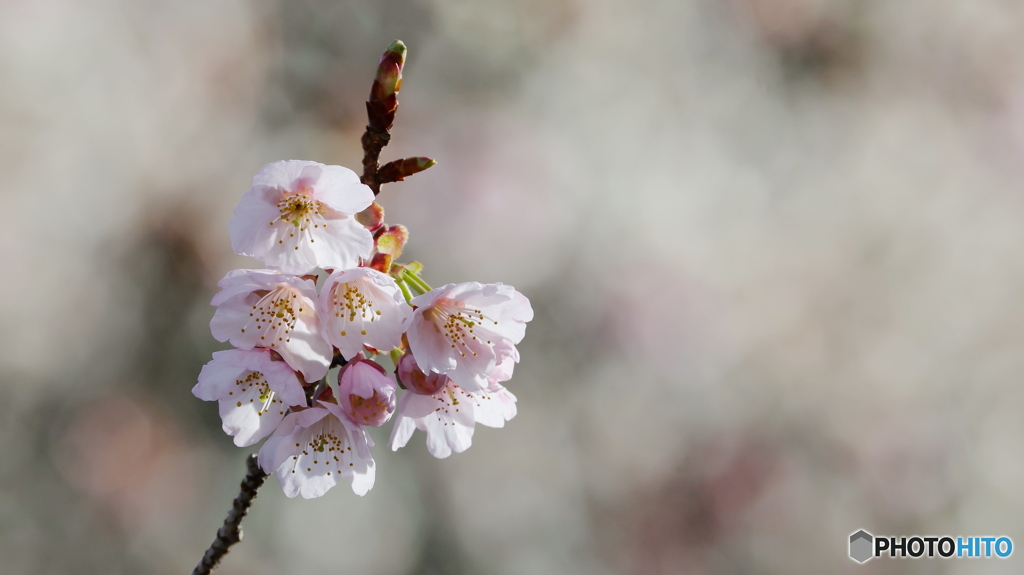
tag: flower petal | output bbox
[313,166,373,214]
[259,408,375,498]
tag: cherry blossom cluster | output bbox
[193,160,532,498]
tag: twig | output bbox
[361,127,391,195]
[361,40,405,195]
[190,455,268,575]
[360,41,436,195]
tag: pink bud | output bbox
[366,40,407,132]
[396,352,449,396]
[337,355,398,426]
[367,252,393,273]
[373,41,406,100]
[355,201,385,230]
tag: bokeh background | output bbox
[4,0,1024,573]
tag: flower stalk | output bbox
[397,277,415,302]
[402,270,432,294]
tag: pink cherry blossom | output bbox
[229,160,375,274]
[396,351,447,395]
[192,348,307,447]
[406,282,532,391]
[258,401,375,498]
[318,267,411,360]
[388,359,517,458]
[336,355,398,427]
[209,269,331,381]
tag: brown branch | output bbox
[361,40,405,195]
[190,454,268,575]
[361,127,392,195]
[360,41,436,195]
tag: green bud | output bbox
[375,224,409,258]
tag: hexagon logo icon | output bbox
[849,530,873,563]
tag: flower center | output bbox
[270,191,329,251]
[426,383,469,423]
[231,371,285,416]
[425,301,497,358]
[245,285,306,348]
[276,192,326,228]
[288,416,357,476]
[346,391,392,426]
[331,280,380,335]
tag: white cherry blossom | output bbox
[474,359,517,428]
[192,348,307,447]
[406,282,532,391]
[319,267,411,360]
[336,355,398,427]
[209,269,331,381]
[258,401,375,498]
[388,357,517,458]
[229,160,375,274]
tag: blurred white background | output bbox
[4,0,1024,573]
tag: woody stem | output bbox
[190,454,268,575]
[360,128,391,195]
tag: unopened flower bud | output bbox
[355,201,385,230]
[377,157,437,184]
[367,40,407,132]
[396,352,449,395]
[376,224,409,258]
[368,252,393,273]
[374,41,406,97]
[337,354,398,426]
